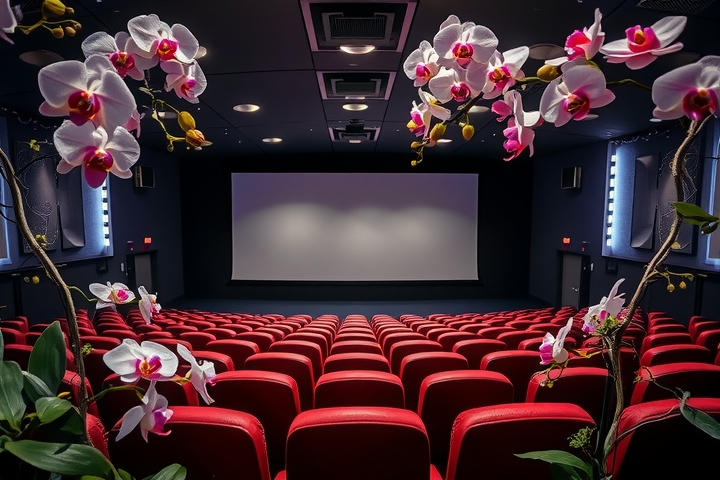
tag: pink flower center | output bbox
[564,92,591,120]
[626,26,660,53]
[68,91,100,126]
[415,63,432,80]
[452,43,474,67]
[137,356,162,378]
[156,38,178,61]
[565,30,590,60]
[84,149,114,173]
[450,82,471,102]
[488,66,511,85]
[539,342,554,365]
[682,88,717,121]
[181,78,198,96]
[109,51,136,77]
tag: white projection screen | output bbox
[231,173,479,281]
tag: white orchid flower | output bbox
[600,16,686,70]
[403,40,440,87]
[474,47,529,99]
[547,8,604,67]
[89,281,136,309]
[81,31,145,81]
[176,344,216,405]
[138,286,161,325]
[652,56,720,121]
[428,66,476,104]
[103,339,179,383]
[433,15,498,69]
[127,14,199,70]
[115,383,173,443]
[540,318,573,365]
[161,60,207,104]
[582,278,626,333]
[0,0,17,44]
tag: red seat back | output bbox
[399,351,469,412]
[245,352,315,411]
[205,339,260,368]
[452,339,508,369]
[480,350,543,402]
[630,362,720,404]
[323,352,391,374]
[314,370,405,409]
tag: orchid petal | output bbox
[82,31,118,58]
[93,70,137,131]
[106,127,141,172]
[465,25,498,64]
[103,339,144,378]
[54,122,96,166]
[428,68,457,103]
[170,23,199,63]
[127,14,167,53]
[125,38,159,69]
[433,23,461,60]
[38,61,88,107]
[115,405,145,442]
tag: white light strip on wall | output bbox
[101,179,110,248]
[606,154,617,247]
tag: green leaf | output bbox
[28,321,66,395]
[36,397,74,425]
[117,470,136,480]
[22,371,54,404]
[4,440,117,479]
[680,404,720,440]
[142,464,187,480]
[515,450,592,478]
[0,361,27,432]
[550,463,585,480]
[0,434,11,453]
[673,202,719,223]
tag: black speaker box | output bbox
[134,166,155,188]
[561,166,581,189]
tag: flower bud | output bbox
[42,0,67,17]
[32,276,40,284]
[410,160,417,167]
[429,123,446,142]
[185,129,208,149]
[66,7,74,15]
[462,124,475,141]
[679,280,687,290]
[64,26,76,37]
[410,141,422,149]
[537,64,559,81]
[51,27,64,39]
[667,283,675,293]
[177,111,196,132]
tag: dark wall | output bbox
[179,153,533,301]
[0,115,185,324]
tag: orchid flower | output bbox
[502,117,535,162]
[176,344,216,405]
[581,278,626,334]
[433,15,498,69]
[428,67,476,103]
[0,0,17,44]
[407,101,430,137]
[600,16,686,70]
[419,88,452,121]
[126,14,199,70]
[539,64,615,127]
[115,383,173,442]
[89,281,136,309]
[161,60,207,104]
[81,31,145,81]
[651,56,720,121]
[138,286,161,325]
[546,8,604,66]
[403,40,440,87]
[492,89,542,126]
[539,318,573,365]
[53,122,140,188]
[38,56,137,131]
[476,47,529,99]
[103,339,179,383]
[492,90,540,161]
[124,109,143,138]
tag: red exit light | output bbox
[562,237,571,244]
[144,237,152,244]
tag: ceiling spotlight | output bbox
[233,104,260,112]
[528,43,566,60]
[339,45,375,55]
[348,139,362,144]
[157,111,177,119]
[194,46,208,59]
[262,137,282,143]
[436,138,453,144]
[469,105,489,114]
[649,118,663,123]
[19,50,64,67]
[343,103,368,111]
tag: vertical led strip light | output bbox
[101,179,110,248]
[606,154,617,247]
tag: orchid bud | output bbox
[429,123,446,142]
[411,160,417,167]
[667,283,675,292]
[51,27,64,39]
[185,129,207,149]
[32,276,40,284]
[537,64,559,82]
[462,124,475,141]
[42,0,67,17]
[64,26,76,37]
[178,111,196,132]
[679,281,687,290]
[410,141,422,149]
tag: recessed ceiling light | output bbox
[233,104,260,112]
[194,46,207,59]
[339,45,375,55]
[19,50,64,67]
[469,105,489,114]
[262,137,282,143]
[649,118,663,123]
[344,95,366,100]
[437,138,453,144]
[528,43,566,60]
[343,103,368,111]
[157,111,177,119]
[348,139,362,144]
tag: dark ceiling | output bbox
[1,0,720,164]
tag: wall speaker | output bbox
[134,166,155,188]
[561,166,582,189]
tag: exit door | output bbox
[557,251,591,309]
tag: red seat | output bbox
[165,325,199,336]
[426,327,457,342]
[177,331,216,350]
[630,362,720,404]
[648,324,688,335]
[139,331,174,341]
[458,323,491,334]
[333,332,377,343]
[314,370,405,408]
[79,335,121,350]
[97,329,141,343]
[436,332,478,352]
[205,339,261,369]
[269,340,324,382]
[477,326,516,339]
[59,370,99,418]
[445,403,596,480]
[689,320,720,342]
[110,406,271,480]
[607,397,720,479]
[399,351,468,412]
[2,344,32,368]
[389,339,444,375]
[244,352,315,411]
[283,332,328,359]
[235,331,276,352]
[418,370,514,473]
[452,339,508,369]
[1,327,25,345]
[381,331,426,357]
[301,326,335,345]
[208,370,300,477]
[203,327,238,340]
[323,352,391,373]
[277,407,441,480]
[640,344,715,366]
[329,340,383,356]
[480,350,543,402]
[496,330,545,349]
[639,332,693,356]
[695,328,720,351]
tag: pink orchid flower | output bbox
[428,66,476,103]
[0,0,17,44]
[582,278,626,334]
[539,64,615,127]
[600,16,686,70]
[403,40,440,87]
[103,339,179,383]
[407,101,430,137]
[161,60,207,104]
[126,14,199,70]
[540,318,573,365]
[176,344,216,405]
[81,31,145,81]
[138,286,161,325]
[115,383,173,443]
[124,109,143,138]
[89,281,137,309]
[502,117,535,162]
[651,56,720,121]
[492,90,541,161]
[474,47,529,99]
[546,8,604,66]
[433,15,498,69]
[53,122,140,188]
[38,56,137,131]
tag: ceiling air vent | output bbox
[301,0,417,52]
[636,0,715,14]
[318,71,395,100]
[329,120,380,142]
